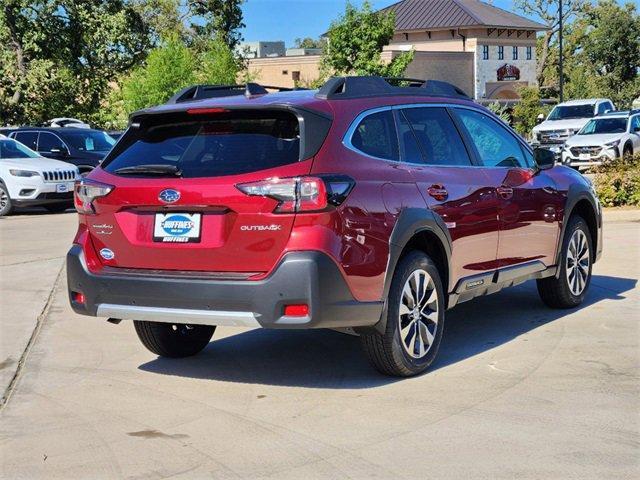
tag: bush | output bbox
[592,155,640,207]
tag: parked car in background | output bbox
[9,128,116,176]
[532,98,615,157]
[67,77,602,377]
[562,110,640,170]
[46,117,91,129]
[0,135,79,216]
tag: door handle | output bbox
[496,186,514,199]
[427,184,448,201]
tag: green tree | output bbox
[0,0,151,125]
[512,86,550,138]
[121,36,197,113]
[119,36,240,118]
[188,0,245,49]
[570,0,640,107]
[321,1,413,77]
[294,37,327,50]
[197,37,241,85]
[515,0,585,88]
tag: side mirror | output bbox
[534,147,556,170]
[536,113,545,125]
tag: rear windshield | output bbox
[102,110,300,178]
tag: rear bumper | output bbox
[67,246,383,329]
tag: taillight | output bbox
[74,179,114,214]
[237,176,354,213]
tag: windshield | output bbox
[0,138,40,159]
[579,118,627,135]
[63,131,115,152]
[548,104,595,120]
[103,110,300,178]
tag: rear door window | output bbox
[13,132,39,150]
[400,107,472,166]
[350,110,399,161]
[103,110,301,178]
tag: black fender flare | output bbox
[555,183,602,272]
[357,208,452,335]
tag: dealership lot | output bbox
[0,210,638,479]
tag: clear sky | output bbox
[240,0,521,47]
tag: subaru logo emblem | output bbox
[99,248,115,260]
[159,189,180,204]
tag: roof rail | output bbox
[166,83,305,104]
[315,76,470,100]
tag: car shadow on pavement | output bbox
[138,274,636,389]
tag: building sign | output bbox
[497,64,520,81]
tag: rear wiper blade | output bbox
[114,164,182,176]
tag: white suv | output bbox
[562,110,640,170]
[0,135,79,216]
[532,98,615,156]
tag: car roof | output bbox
[598,110,638,118]
[557,98,610,106]
[11,127,106,134]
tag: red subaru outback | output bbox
[67,77,602,376]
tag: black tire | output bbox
[537,215,593,309]
[133,321,215,358]
[0,183,12,217]
[45,203,71,213]
[360,251,445,377]
[622,143,633,159]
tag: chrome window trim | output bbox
[37,131,71,154]
[341,105,401,163]
[343,102,535,169]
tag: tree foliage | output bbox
[1,0,151,125]
[568,1,640,107]
[321,1,413,77]
[515,0,585,87]
[294,37,327,50]
[118,35,240,122]
[512,86,551,137]
[188,0,245,49]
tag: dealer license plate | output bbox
[153,213,201,243]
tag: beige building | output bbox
[246,0,547,100]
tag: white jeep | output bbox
[0,135,79,216]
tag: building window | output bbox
[282,70,288,75]
[292,71,301,81]
[512,46,518,60]
[482,45,489,60]
[498,46,504,60]
[526,46,532,60]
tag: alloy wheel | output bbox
[398,269,439,358]
[0,187,8,210]
[566,229,590,296]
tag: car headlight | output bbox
[9,169,40,177]
[604,140,620,149]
